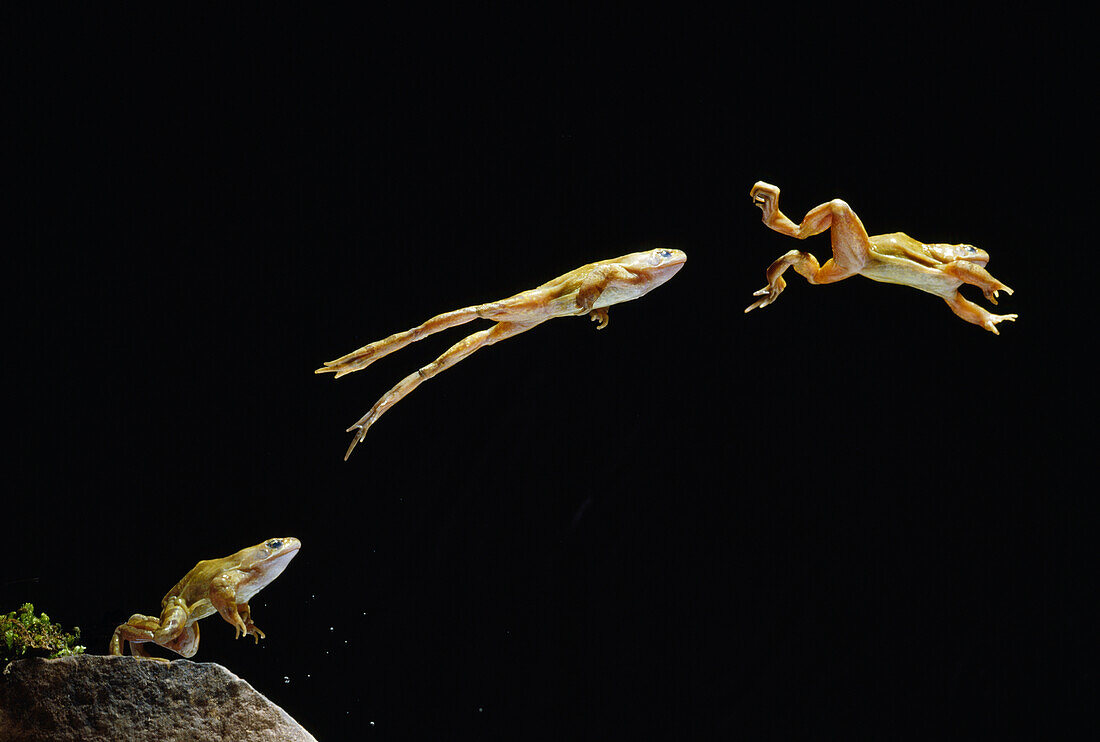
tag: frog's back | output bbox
[862,233,963,297]
[869,233,940,266]
[161,558,223,605]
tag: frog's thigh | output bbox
[808,199,872,280]
[162,624,200,657]
[476,294,548,322]
[154,599,190,643]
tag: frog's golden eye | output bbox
[267,539,283,549]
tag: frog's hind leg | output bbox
[110,614,165,660]
[161,624,200,657]
[317,306,487,379]
[750,181,872,283]
[343,319,543,459]
[130,631,197,661]
[746,182,874,312]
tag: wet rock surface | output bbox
[0,654,317,741]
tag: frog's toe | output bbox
[745,282,785,313]
[344,427,366,460]
[230,619,249,640]
[985,285,1014,304]
[984,314,1017,334]
[589,308,610,329]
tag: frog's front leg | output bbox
[236,603,266,643]
[210,571,253,638]
[943,292,1018,334]
[572,262,637,328]
[343,319,545,459]
[941,261,1015,304]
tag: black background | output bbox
[7,6,1091,739]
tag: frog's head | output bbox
[928,243,990,266]
[621,247,687,286]
[237,537,301,600]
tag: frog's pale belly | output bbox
[859,257,961,298]
[592,280,659,309]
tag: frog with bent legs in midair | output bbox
[744,181,1016,333]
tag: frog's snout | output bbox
[960,245,990,264]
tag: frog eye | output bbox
[651,249,674,264]
[267,539,283,549]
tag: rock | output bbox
[0,654,317,741]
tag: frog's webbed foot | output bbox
[983,313,1018,334]
[317,343,384,379]
[129,642,171,663]
[589,308,610,329]
[750,181,780,223]
[744,276,788,313]
[344,418,375,460]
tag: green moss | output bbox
[1,603,86,664]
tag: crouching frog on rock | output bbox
[110,537,300,661]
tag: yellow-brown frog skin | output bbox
[318,247,687,458]
[745,182,1016,333]
[109,537,301,661]
[861,233,990,296]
